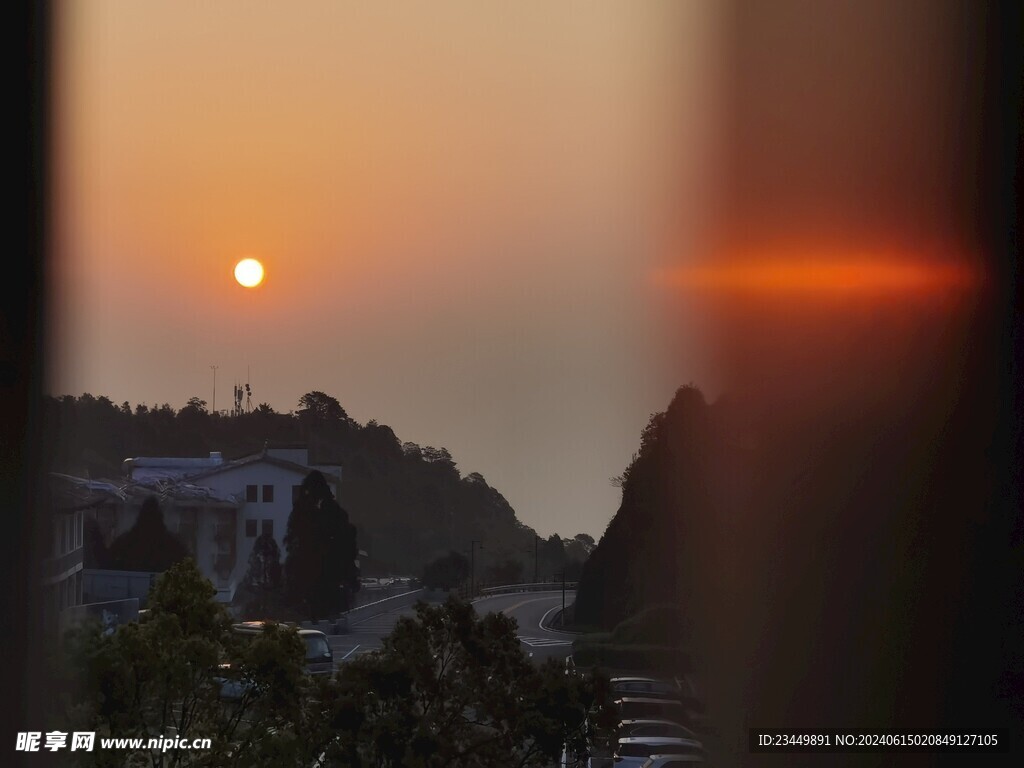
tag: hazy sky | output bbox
[49,1,721,539]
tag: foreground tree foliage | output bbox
[54,559,320,767]
[314,599,600,768]
[55,563,600,767]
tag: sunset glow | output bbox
[48,1,703,541]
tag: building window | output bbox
[246,485,258,503]
[262,485,274,503]
[262,519,273,536]
[245,519,257,538]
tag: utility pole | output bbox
[470,540,483,597]
[534,534,539,583]
[210,365,218,414]
[556,569,566,626]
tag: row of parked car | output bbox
[565,671,709,767]
[358,575,415,588]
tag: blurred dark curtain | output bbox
[6,2,52,765]
[681,2,1023,765]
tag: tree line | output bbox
[45,390,590,580]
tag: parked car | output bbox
[639,755,707,767]
[610,676,685,700]
[613,696,690,723]
[218,621,334,701]
[617,719,700,742]
[232,621,334,675]
[587,737,704,767]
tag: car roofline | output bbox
[615,696,685,704]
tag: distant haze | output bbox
[48,2,722,539]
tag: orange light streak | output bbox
[657,250,980,298]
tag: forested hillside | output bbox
[573,372,1022,754]
[573,385,713,630]
[44,391,587,577]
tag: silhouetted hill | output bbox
[43,393,581,577]
[574,384,713,630]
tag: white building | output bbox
[44,446,343,617]
[122,446,342,603]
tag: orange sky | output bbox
[49,1,718,538]
[49,1,985,541]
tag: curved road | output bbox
[473,591,576,663]
[329,590,576,666]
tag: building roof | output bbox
[121,451,226,481]
[185,447,339,485]
[50,472,241,509]
[58,446,338,511]
[50,473,127,511]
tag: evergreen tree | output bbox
[107,496,188,573]
[243,531,283,617]
[283,471,359,619]
[422,551,470,590]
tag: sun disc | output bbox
[234,258,265,288]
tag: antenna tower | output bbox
[245,367,253,413]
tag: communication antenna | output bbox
[245,366,253,413]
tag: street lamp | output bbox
[210,365,218,414]
[522,534,540,584]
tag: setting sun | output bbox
[233,258,265,288]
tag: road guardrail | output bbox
[478,582,577,596]
[329,588,425,632]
